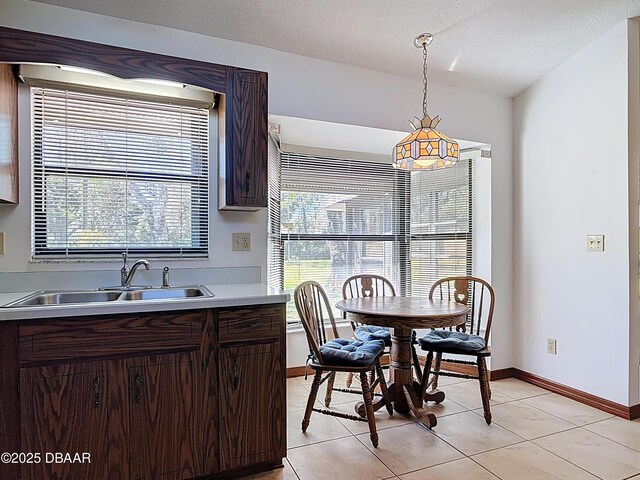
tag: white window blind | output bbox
[407,159,473,296]
[267,134,283,289]
[31,87,210,259]
[267,148,473,328]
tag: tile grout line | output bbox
[465,455,504,480]
[344,432,397,479]
[288,378,635,479]
[284,458,302,480]
[531,437,608,480]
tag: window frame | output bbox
[30,86,210,259]
[268,149,474,329]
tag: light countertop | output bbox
[0,283,289,322]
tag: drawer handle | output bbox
[233,362,239,390]
[237,321,262,329]
[94,375,101,408]
[134,371,142,403]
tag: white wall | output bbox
[0,0,513,369]
[513,20,640,406]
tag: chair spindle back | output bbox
[294,281,340,364]
[342,274,396,328]
[429,276,495,341]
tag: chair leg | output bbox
[431,352,442,391]
[477,357,492,425]
[411,343,422,383]
[419,351,433,401]
[302,369,322,432]
[325,371,336,407]
[375,362,393,415]
[345,371,353,388]
[360,371,379,447]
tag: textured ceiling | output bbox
[32,0,640,96]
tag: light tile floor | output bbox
[246,374,640,480]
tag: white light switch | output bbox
[587,234,604,252]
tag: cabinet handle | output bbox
[233,362,239,390]
[237,321,262,329]
[94,375,101,408]
[244,171,250,196]
[134,371,142,403]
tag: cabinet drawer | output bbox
[19,311,203,364]
[218,306,282,343]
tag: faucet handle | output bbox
[121,252,128,267]
[162,267,170,288]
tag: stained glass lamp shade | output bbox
[393,33,459,171]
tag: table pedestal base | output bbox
[355,381,437,429]
[423,388,445,404]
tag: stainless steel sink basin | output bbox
[121,286,213,301]
[2,285,213,308]
[3,290,122,307]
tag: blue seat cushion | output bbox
[418,330,486,352]
[319,338,385,366]
[354,325,391,346]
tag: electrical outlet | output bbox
[587,234,604,252]
[547,338,557,355]
[232,233,250,251]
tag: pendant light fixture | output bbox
[393,33,459,171]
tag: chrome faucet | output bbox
[122,258,151,288]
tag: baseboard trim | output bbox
[511,368,639,420]
[629,403,640,420]
[490,367,516,381]
[287,365,311,378]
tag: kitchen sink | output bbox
[2,286,213,308]
[3,290,123,307]
[121,286,213,301]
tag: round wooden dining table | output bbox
[335,297,469,428]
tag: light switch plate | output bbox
[232,233,250,251]
[0,232,5,255]
[587,234,604,252]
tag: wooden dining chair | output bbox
[294,280,392,447]
[342,274,422,386]
[417,276,495,424]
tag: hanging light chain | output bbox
[422,43,428,117]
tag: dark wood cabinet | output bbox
[0,62,18,204]
[17,311,208,480]
[0,27,269,211]
[128,352,200,480]
[217,305,286,471]
[219,68,268,211]
[219,343,284,470]
[20,361,109,480]
[3,304,285,480]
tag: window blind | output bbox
[31,87,210,258]
[407,159,473,297]
[267,134,283,289]
[267,148,474,328]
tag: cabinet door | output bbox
[222,68,268,209]
[218,342,285,470]
[128,352,199,480]
[0,63,18,204]
[20,361,109,480]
